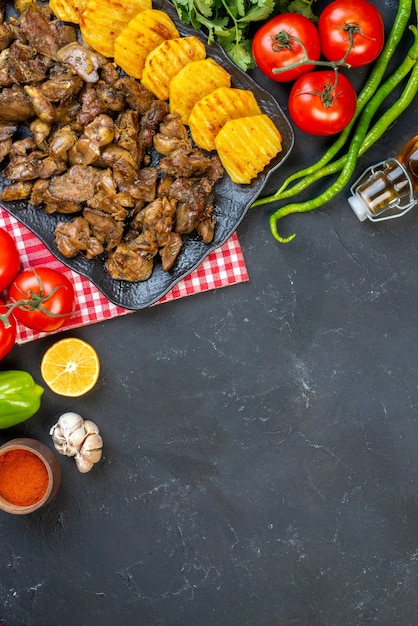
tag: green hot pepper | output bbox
[0,370,44,428]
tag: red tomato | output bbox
[9,267,75,332]
[0,227,20,292]
[0,300,16,360]
[252,13,321,82]
[288,70,357,136]
[318,0,384,68]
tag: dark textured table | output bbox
[1,2,418,624]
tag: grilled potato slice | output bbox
[141,36,207,101]
[215,114,283,185]
[189,87,262,152]
[49,0,87,24]
[114,9,180,79]
[79,0,152,57]
[169,58,231,125]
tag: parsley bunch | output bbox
[172,0,318,71]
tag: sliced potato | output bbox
[141,36,206,101]
[114,9,180,79]
[79,0,152,57]
[49,0,87,24]
[215,114,283,185]
[189,87,262,152]
[169,58,231,125]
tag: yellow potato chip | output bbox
[189,87,262,152]
[141,36,206,101]
[215,114,283,185]
[79,0,152,57]
[49,0,87,23]
[169,58,231,125]
[114,9,180,79]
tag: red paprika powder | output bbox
[0,449,49,506]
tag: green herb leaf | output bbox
[287,0,318,22]
[193,0,216,19]
[172,0,276,71]
[222,37,255,71]
[237,0,275,24]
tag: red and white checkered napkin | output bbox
[0,208,249,344]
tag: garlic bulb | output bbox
[50,412,103,473]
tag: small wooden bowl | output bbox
[0,438,61,515]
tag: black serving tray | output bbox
[0,0,294,309]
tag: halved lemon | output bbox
[41,338,100,397]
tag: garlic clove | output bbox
[74,452,94,473]
[68,425,88,450]
[80,433,103,464]
[56,412,84,437]
[81,432,103,451]
[50,412,85,457]
[58,441,77,457]
[83,420,100,435]
[51,442,67,456]
[81,448,102,464]
[49,426,66,446]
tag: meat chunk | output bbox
[153,113,192,156]
[100,62,120,85]
[0,120,17,141]
[7,40,51,84]
[105,240,154,282]
[105,197,177,281]
[68,114,115,165]
[23,85,55,124]
[127,166,158,204]
[56,42,106,83]
[140,197,177,248]
[95,144,138,184]
[153,131,191,156]
[95,79,125,112]
[48,125,78,159]
[170,177,217,237]
[0,22,14,52]
[0,137,12,162]
[0,85,34,121]
[0,180,33,201]
[30,118,52,147]
[159,231,182,271]
[3,152,67,180]
[55,217,104,259]
[86,168,131,221]
[160,150,224,180]
[83,207,124,250]
[17,5,77,59]
[197,214,216,244]
[75,83,105,128]
[139,99,169,149]
[40,72,84,103]
[29,179,82,213]
[115,109,141,163]
[48,164,100,202]
[114,77,155,114]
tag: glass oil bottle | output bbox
[348,135,418,222]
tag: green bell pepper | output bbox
[0,370,44,428]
